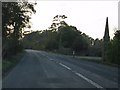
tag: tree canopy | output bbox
[2,1,36,58]
[23,15,103,56]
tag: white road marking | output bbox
[58,63,105,89]
[49,58,54,61]
[75,72,104,89]
[41,54,46,56]
[59,63,71,70]
[71,70,76,73]
[40,53,104,89]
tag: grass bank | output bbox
[75,56,119,67]
[2,51,25,77]
[75,56,101,61]
[101,61,119,67]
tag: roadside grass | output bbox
[74,56,119,67]
[75,56,101,61]
[45,50,119,67]
[101,61,119,68]
[2,51,25,77]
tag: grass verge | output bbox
[75,56,119,67]
[2,51,25,78]
[101,61,119,68]
[75,56,101,61]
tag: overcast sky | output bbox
[30,0,118,39]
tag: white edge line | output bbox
[38,53,105,89]
[59,63,71,70]
[75,72,104,89]
[59,62,104,89]
[49,58,54,60]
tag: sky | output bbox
[30,0,118,39]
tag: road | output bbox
[2,49,119,88]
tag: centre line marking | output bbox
[59,63,71,70]
[50,58,54,60]
[58,63,105,89]
[75,72,105,89]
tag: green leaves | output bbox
[22,15,103,56]
[50,15,68,31]
[2,2,36,58]
[102,30,120,65]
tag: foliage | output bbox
[2,1,36,58]
[49,15,67,31]
[72,35,87,52]
[3,51,25,76]
[102,17,119,65]
[106,30,120,64]
[89,38,102,56]
[23,15,102,56]
[58,25,81,48]
[102,17,110,61]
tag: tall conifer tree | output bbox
[102,17,110,61]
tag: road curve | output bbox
[2,49,119,88]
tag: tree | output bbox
[22,15,95,56]
[91,38,102,56]
[107,30,120,64]
[49,15,67,31]
[113,30,120,64]
[102,17,110,62]
[58,25,80,48]
[102,17,119,65]
[72,34,89,53]
[2,1,36,58]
